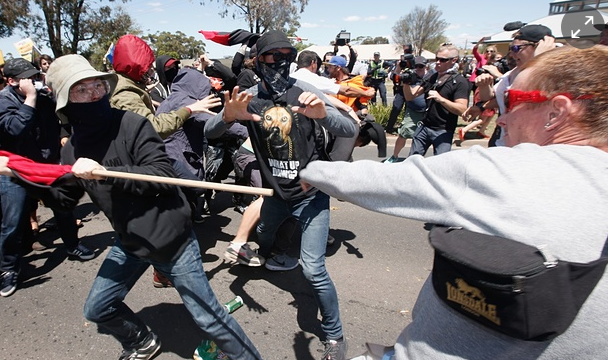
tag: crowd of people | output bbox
[0,21,607,360]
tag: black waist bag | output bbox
[429,226,607,341]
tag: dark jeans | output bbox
[370,79,387,106]
[408,123,454,156]
[83,235,261,359]
[1,176,82,272]
[0,176,29,272]
[386,91,405,130]
[256,192,343,340]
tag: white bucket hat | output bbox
[46,54,118,123]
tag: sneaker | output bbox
[265,253,299,271]
[153,270,173,288]
[224,243,265,266]
[383,155,397,163]
[67,243,95,260]
[0,270,19,297]
[119,332,161,360]
[322,338,348,360]
[327,234,336,246]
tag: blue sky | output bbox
[1,0,551,60]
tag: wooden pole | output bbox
[92,169,274,197]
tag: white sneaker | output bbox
[224,243,265,267]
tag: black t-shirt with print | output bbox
[244,84,327,201]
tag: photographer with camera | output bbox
[384,56,429,163]
[403,43,469,156]
[367,52,389,106]
[385,44,414,133]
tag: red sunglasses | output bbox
[504,89,593,113]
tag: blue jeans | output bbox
[0,176,29,272]
[408,123,454,156]
[256,192,343,340]
[83,235,261,359]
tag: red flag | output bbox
[0,150,72,186]
[199,31,231,46]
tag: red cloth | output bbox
[199,31,231,46]
[0,150,72,185]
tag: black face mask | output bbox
[65,94,113,139]
[257,59,291,96]
[165,67,178,84]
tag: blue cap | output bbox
[324,55,347,67]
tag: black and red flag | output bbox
[0,150,73,187]
[199,29,259,48]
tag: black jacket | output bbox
[43,109,192,262]
[0,86,65,163]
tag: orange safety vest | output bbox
[335,75,373,111]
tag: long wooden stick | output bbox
[91,169,274,196]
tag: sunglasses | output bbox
[508,44,533,53]
[415,64,426,68]
[504,89,593,113]
[436,57,454,63]
[485,49,495,53]
[264,51,295,63]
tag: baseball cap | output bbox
[374,52,380,56]
[514,24,552,43]
[414,56,427,66]
[323,56,347,67]
[164,58,179,69]
[4,58,40,79]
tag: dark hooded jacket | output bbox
[150,55,179,104]
[157,67,212,179]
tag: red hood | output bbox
[113,34,155,82]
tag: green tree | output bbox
[83,6,141,70]
[1,0,138,58]
[0,0,29,38]
[392,4,449,55]
[202,0,309,34]
[361,36,389,45]
[143,31,206,60]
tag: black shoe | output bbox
[0,270,19,297]
[119,332,161,360]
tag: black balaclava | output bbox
[256,55,294,97]
[64,95,114,161]
[254,30,296,97]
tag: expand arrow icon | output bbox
[571,29,581,38]
[585,16,594,25]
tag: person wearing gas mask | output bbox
[205,30,357,360]
[0,58,95,297]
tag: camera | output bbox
[399,53,415,70]
[475,68,489,77]
[335,30,350,46]
[391,68,416,86]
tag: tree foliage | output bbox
[0,0,29,38]
[143,31,206,60]
[202,0,309,34]
[1,0,139,59]
[392,4,449,55]
[361,36,389,45]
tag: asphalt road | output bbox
[0,135,487,360]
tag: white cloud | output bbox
[301,22,321,28]
[344,16,361,22]
[447,24,461,30]
[147,2,162,6]
[364,15,388,22]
